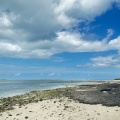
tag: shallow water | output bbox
[0,80,96,98]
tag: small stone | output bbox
[16,114,20,116]
[65,106,69,108]
[25,116,29,119]
[40,98,43,101]
[97,113,100,115]
[5,104,9,106]
[58,99,63,102]
[64,106,69,110]
[29,111,33,112]
[8,114,12,116]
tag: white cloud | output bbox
[15,73,21,76]
[0,0,119,58]
[89,55,120,67]
[48,73,55,76]
[0,42,21,51]
[0,13,11,26]
[102,29,114,42]
[0,30,120,58]
[108,36,120,50]
[55,0,113,25]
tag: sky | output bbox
[0,0,120,80]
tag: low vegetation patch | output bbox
[114,78,120,80]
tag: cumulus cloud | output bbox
[0,28,120,59]
[55,0,113,24]
[109,36,120,50]
[0,0,120,58]
[88,55,120,67]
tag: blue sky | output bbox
[0,0,120,80]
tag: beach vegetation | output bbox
[114,78,120,80]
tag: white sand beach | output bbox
[0,97,120,120]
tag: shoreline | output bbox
[0,80,102,99]
[0,81,120,119]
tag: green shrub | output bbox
[114,78,120,80]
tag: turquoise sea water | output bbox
[0,80,96,98]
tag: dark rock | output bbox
[39,98,43,101]
[8,113,12,116]
[100,88,112,91]
[65,83,120,107]
[16,114,20,116]
[25,116,28,119]
[64,106,69,110]
[58,99,63,102]
[29,111,33,112]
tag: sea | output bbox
[0,80,96,98]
